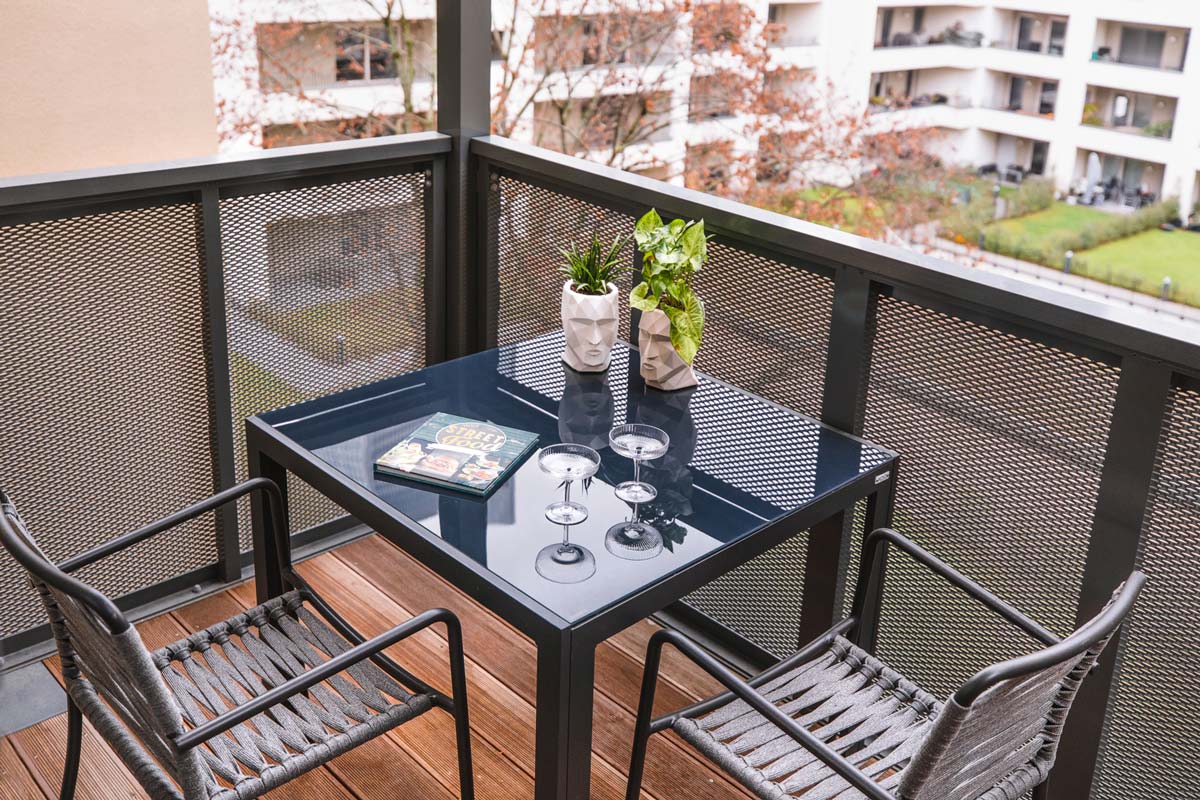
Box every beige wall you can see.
[0,0,217,178]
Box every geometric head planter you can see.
[637,308,697,391]
[561,280,620,373]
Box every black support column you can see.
[437,0,491,358]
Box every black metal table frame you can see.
[246,388,897,800]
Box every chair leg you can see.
[626,634,666,800]
[1033,780,1050,800]
[60,698,82,800]
[445,619,474,800]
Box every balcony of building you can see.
[868,67,972,114]
[988,9,1067,56]
[982,70,1057,118]
[1090,19,1190,73]
[1082,85,1178,141]
[1071,148,1167,209]
[1,8,1199,800]
[874,5,985,49]
[767,2,821,48]
[533,11,683,72]
[974,131,1051,183]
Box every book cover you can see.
[374,412,538,496]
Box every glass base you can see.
[535,543,597,583]
[545,500,589,524]
[605,521,664,561]
[615,481,657,504]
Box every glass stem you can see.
[633,458,641,486]
[561,523,570,549]
[564,479,572,506]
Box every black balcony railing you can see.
[2,7,1200,799]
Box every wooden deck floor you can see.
[0,534,756,800]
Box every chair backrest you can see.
[899,575,1144,800]
[0,489,210,799]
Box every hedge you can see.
[941,178,1054,242]
[949,198,1179,270]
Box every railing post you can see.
[437,0,491,358]
[1050,356,1172,798]
[424,160,447,364]
[198,185,241,583]
[820,269,876,434]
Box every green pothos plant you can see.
[629,209,709,364]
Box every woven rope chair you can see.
[627,528,1144,800]
[0,478,474,800]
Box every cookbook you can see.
[374,412,538,496]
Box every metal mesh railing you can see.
[858,296,1119,695]
[0,203,217,641]
[1094,385,1200,798]
[220,170,430,549]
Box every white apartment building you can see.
[211,0,1200,216]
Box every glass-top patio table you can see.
[246,332,898,800]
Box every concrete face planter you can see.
[637,308,697,391]
[561,281,619,372]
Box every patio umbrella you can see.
[1085,152,1102,204]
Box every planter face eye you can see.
[638,309,696,390]
[562,283,619,372]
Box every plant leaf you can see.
[682,221,707,271]
[635,209,663,246]
[630,281,659,312]
[663,289,704,364]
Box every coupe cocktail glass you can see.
[538,443,600,524]
[535,525,597,583]
[608,424,669,504]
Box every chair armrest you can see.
[59,478,286,574]
[642,629,897,800]
[850,528,1059,647]
[955,570,1145,705]
[172,607,461,751]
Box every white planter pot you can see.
[561,280,619,372]
[637,308,697,391]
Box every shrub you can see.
[970,198,1180,269]
[1007,179,1054,217]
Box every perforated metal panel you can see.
[488,174,840,656]
[0,203,217,640]
[1094,385,1200,799]
[692,243,833,420]
[859,296,1119,695]
[220,171,429,549]
[491,174,636,346]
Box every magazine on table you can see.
[374,412,538,496]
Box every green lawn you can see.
[986,203,1111,240]
[1077,229,1200,306]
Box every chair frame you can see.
[626,527,1145,800]
[0,477,474,800]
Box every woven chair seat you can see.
[673,636,944,800]
[150,591,433,800]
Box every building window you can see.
[1118,26,1166,68]
[1049,20,1067,55]
[1038,81,1057,115]
[336,26,397,82]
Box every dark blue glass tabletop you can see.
[260,332,895,623]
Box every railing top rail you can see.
[472,134,1200,375]
[0,132,451,210]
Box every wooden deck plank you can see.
[0,737,49,800]
[331,536,752,800]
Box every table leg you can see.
[248,436,289,603]
[799,511,847,646]
[535,629,596,800]
[857,475,896,653]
